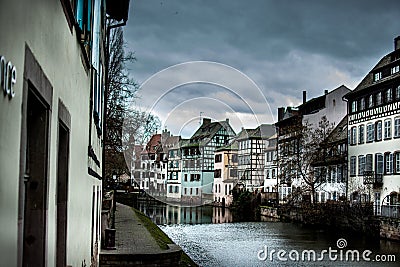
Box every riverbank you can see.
[259,202,400,242]
[133,207,198,266]
[100,202,197,266]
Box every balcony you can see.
[363,171,383,189]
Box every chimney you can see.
[203,118,211,125]
[324,89,329,95]
[395,36,400,51]
[278,107,284,121]
[302,90,307,104]
[226,118,229,124]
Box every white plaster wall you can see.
[348,114,400,204]
[0,0,102,266]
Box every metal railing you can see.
[381,205,400,218]
[363,171,383,185]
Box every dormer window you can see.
[391,65,399,74]
[374,72,382,82]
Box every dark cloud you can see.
[124,0,400,136]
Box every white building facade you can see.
[345,37,400,215]
[0,0,129,266]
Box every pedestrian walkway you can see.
[100,202,182,266]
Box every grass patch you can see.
[132,208,198,267]
[133,208,171,250]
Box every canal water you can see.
[136,201,400,267]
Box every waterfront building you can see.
[276,86,350,202]
[131,144,147,189]
[213,142,239,207]
[141,134,161,193]
[165,134,183,201]
[180,118,236,205]
[313,117,348,202]
[264,134,278,196]
[160,130,180,198]
[0,0,129,265]
[344,37,400,215]
[236,124,275,192]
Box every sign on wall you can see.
[1,55,17,99]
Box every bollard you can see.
[104,228,116,250]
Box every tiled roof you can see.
[345,48,400,98]
[321,116,348,145]
[236,124,275,140]
[183,119,235,147]
[146,134,161,154]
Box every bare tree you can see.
[279,116,335,203]
[104,25,160,182]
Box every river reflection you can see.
[136,200,232,224]
[136,201,400,267]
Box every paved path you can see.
[101,202,163,255]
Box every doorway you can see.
[23,88,50,266]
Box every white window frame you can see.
[384,119,392,139]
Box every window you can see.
[358,125,364,144]
[359,98,365,110]
[175,186,179,193]
[367,123,374,142]
[230,169,237,177]
[214,169,221,178]
[384,119,392,139]
[375,153,384,175]
[385,153,393,174]
[368,95,374,108]
[337,165,343,183]
[376,92,382,106]
[366,154,373,172]
[358,155,365,176]
[374,72,382,81]
[350,127,357,145]
[196,188,199,195]
[75,0,92,38]
[386,88,393,103]
[375,121,382,141]
[215,154,222,163]
[395,153,400,173]
[331,167,337,183]
[184,174,188,182]
[395,117,400,138]
[350,156,356,176]
[391,65,399,74]
[396,85,400,100]
[169,186,173,193]
[232,154,238,163]
[351,101,357,113]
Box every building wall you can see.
[0,1,103,266]
[348,114,400,208]
[213,150,237,206]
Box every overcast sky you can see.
[123,0,400,138]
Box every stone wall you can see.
[260,206,279,219]
[379,217,400,241]
[279,202,380,238]
[99,244,182,267]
